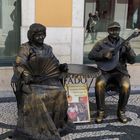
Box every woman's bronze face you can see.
[33,32,46,45]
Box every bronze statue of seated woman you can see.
[11,23,75,140]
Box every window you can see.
[127,0,140,29]
[0,0,21,66]
[127,0,140,62]
[84,0,140,64]
[84,0,115,64]
[96,0,115,31]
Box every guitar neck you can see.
[114,31,140,52]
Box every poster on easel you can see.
[65,84,90,123]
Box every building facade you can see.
[0,0,140,91]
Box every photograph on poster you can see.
[66,84,90,123]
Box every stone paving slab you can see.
[0,91,140,140]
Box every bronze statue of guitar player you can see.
[88,21,140,124]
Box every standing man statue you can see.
[88,22,136,124]
[11,23,74,140]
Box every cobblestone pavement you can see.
[0,91,140,140]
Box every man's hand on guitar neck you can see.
[122,29,140,52]
[124,41,131,52]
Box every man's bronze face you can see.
[108,27,120,39]
[33,32,46,45]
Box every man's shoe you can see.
[117,111,128,123]
[95,111,105,123]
